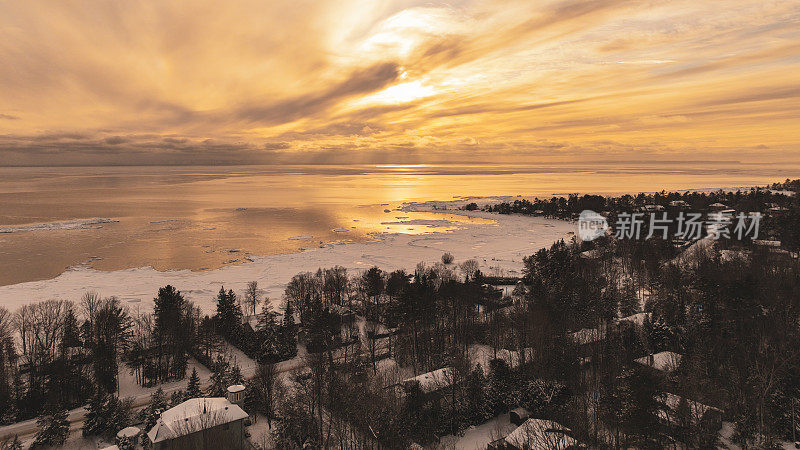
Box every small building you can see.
[226,384,246,405]
[634,351,682,373]
[146,397,249,450]
[503,418,579,449]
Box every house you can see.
[634,351,682,373]
[146,397,249,450]
[708,202,727,210]
[399,367,454,395]
[502,418,580,449]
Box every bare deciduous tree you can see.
[244,281,260,316]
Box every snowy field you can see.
[0,199,574,314]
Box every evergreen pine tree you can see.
[257,302,280,363]
[186,367,202,399]
[230,364,245,385]
[169,389,185,407]
[280,301,298,359]
[214,287,243,340]
[82,391,107,437]
[140,387,168,431]
[61,307,82,351]
[207,356,231,397]
[32,409,69,448]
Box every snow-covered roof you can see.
[401,367,454,393]
[634,351,682,372]
[753,239,781,247]
[227,384,245,394]
[570,326,606,346]
[617,312,651,326]
[147,398,248,443]
[504,418,578,449]
[580,249,601,259]
[116,426,140,439]
[659,393,721,425]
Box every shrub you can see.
[441,252,455,264]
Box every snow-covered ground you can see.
[438,413,517,449]
[0,200,574,314]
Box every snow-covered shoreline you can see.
[0,199,574,313]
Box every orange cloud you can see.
[0,0,798,165]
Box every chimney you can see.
[648,353,655,366]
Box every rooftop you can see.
[147,397,248,443]
[634,351,682,372]
[504,418,578,449]
[570,326,606,346]
[401,367,454,393]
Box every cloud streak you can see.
[0,0,798,165]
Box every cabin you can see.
[146,397,249,450]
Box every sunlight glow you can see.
[359,80,436,105]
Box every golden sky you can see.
[1,0,799,165]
